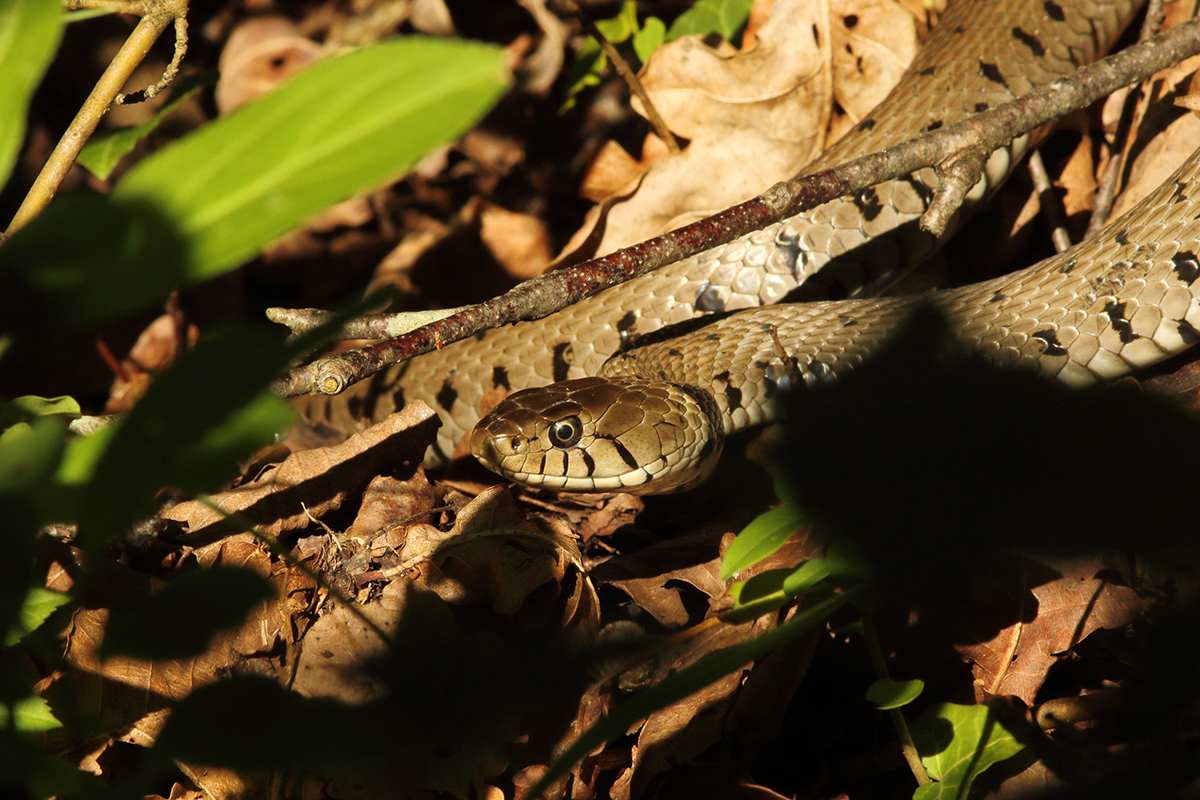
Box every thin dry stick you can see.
[1027,150,1073,253]
[274,15,1200,399]
[4,0,188,237]
[559,0,680,153]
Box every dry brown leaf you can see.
[585,0,829,255]
[161,402,438,541]
[578,0,916,259]
[214,17,322,115]
[826,0,922,143]
[957,555,1145,704]
[479,201,553,280]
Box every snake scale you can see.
[304,0,1200,493]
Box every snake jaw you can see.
[471,376,724,493]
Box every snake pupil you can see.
[549,417,582,448]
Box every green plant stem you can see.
[5,6,175,236]
[861,615,930,786]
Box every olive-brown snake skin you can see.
[303,0,1200,492]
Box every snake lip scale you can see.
[309,0,1200,493]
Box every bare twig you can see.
[558,0,680,153]
[267,306,462,339]
[275,16,1200,399]
[1027,150,1073,253]
[4,0,189,237]
[1085,0,1165,238]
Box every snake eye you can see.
[548,416,583,448]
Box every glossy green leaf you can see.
[528,589,857,798]
[725,558,831,623]
[0,695,61,733]
[720,503,807,579]
[0,395,80,429]
[102,566,277,660]
[666,0,753,42]
[77,72,214,180]
[865,678,924,710]
[5,587,69,646]
[113,37,508,280]
[0,0,62,187]
[911,702,1024,800]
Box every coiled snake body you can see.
[308,0,1200,493]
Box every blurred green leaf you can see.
[633,16,666,62]
[911,702,1024,800]
[0,0,62,186]
[0,395,80,429]
[0,416,66,492]
[78,72,214,180]
[563,1,640,111]
[865,678,924,710]
[113,37,508,281]
[74,323,296,548]
[666,0,753,42]
[5,587,68,646]
[101,566,277,660]
[0,695,61,733]
[720,503,806,579]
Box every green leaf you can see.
[633,16,666,63]
[528,589,857,798]
[0,695,61,733]
[666,0,754,42]
[724,558,831,623]
[5,587,69,646]
[0,416,67,492]
[74,324,297,547]
[563,0,639,112]
[113,36,508,281]
[77,72,214,180]
[0,0,62,186]
[595,0,640,42]
[865,678,924,710]
[101,566,277,660]
[0,395,80,428]
[720,503,806,579]
[911,702,1025,800]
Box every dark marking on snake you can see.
[989,290,1009,303]
[705,333,721,342]
[978,61,1007,88]
[974,102,989,113]
[668,347,682,357]
[580,449,596,476]
[532,452,545,475]
[857,118,877,132]
[812,23,820,45]
[436,380,458,412]
[472,330,487,342]
[389,387,405,413]
[953,25,965,33]
[1177,318,1200,341]
[492,366,510,391]
[857,187,883,222]
[1011,27,1045,57]
[608,437,640,471]
[552,342,572,383]
[900,174,934,204]
[1105,301,1138,343]
[840,315,858,327]
[1044,1,1065,21]
[616,311,639,348]
[843,13,859,28]
[1115,228,1129,246]
[1059,257,1077,274]
[1172,182,1188,204]
[695,284,727,313]
[1032,329,1067,357]
[723,381,743,410]
[1172,250,1200,284]
[918,66,935,76]
[921,120,943,134]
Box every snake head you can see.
[470,376,724,494]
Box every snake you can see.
[301,0,1200,493]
